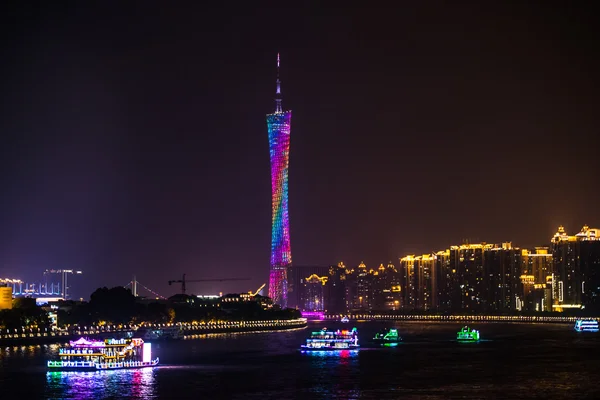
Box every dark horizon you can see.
[1,2,599,299]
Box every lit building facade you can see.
[0,285,12,310]
[484,243,522,312]
[551,225,600,311]
[322,261,401,313]
[376,262,402,311]
[325,263,348,314]
[416,255,436,310]
[434,250,455,310]
[300,274,328,311]
[400,255,436,310]
[521,247,552,284]
[450,244,487,312]
[287,265,329,310]
[267,54,292,308]
[400,256,416,310]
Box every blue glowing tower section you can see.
[267,53,291,308]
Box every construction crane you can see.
[249,283,266,297]
[168,274,250,295]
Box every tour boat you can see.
[456,326,480,342]
[340,316,350,323]
[300,327,359,351]
[47,337,159,370]
[574,319,599,332]
[372,328,402,346]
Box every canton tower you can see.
[266,53,291,308]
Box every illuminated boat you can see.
[340,316,350,323]
[47,337,159,370]
[574,319,599,332]
[373,328,402,346]
[456,326,480,342]
[300,327,359,351]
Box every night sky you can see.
[1,2,598,299]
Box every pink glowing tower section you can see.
[266,53,291,308]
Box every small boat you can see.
[300,327,359,351]
[373,328,402,346]
[574,319,599,332]
[456,326,480,342]
[47,337,159,370]
[340,316,350,323]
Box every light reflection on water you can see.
[1,322,599,399]
[46,368,156,399]
[301,349,361,399]
[300,349,359,357]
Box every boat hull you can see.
[300,346,359,352]
[372,339,402,344]
[575,328,599,332]
[574,320,599,332]
[47,358,159,371]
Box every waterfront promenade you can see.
[324,314,596,323]
[0,318,307,345]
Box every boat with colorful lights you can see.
[456,326,480,342]
[574,319,599,332]
[47,337,159,370]
[300,327,359,351]
[372,328,402,346]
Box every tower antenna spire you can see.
[275,53,282,113]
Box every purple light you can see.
[69,337,105,347]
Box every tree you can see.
[89,287,136,324]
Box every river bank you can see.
[324,314,597,324]
[0,318,307,346]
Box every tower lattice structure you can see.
[266,53,291,308]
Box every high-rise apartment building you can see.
[400,255,436,310]
[434,250,454,310]
[450,244,487,312]
[400,256,417,310]
[484,243,522,312]
[287,265,329,310]
[299,274,328,312]
[521,247,552,284]
[551,225,600,311]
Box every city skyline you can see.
[1,3,599,298]
[2,223,596,300]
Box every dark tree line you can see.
[57,287,301,327]
[58,287,175,327]
[0,298,50,330]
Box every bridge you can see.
[123,277,166,299]
[1,269,83,300]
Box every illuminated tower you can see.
[266,53,292,308]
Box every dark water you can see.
[1,322,599,399]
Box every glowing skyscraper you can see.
[267,53,291,308]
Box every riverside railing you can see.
[0,318,308,341]
[323,314,597,323]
